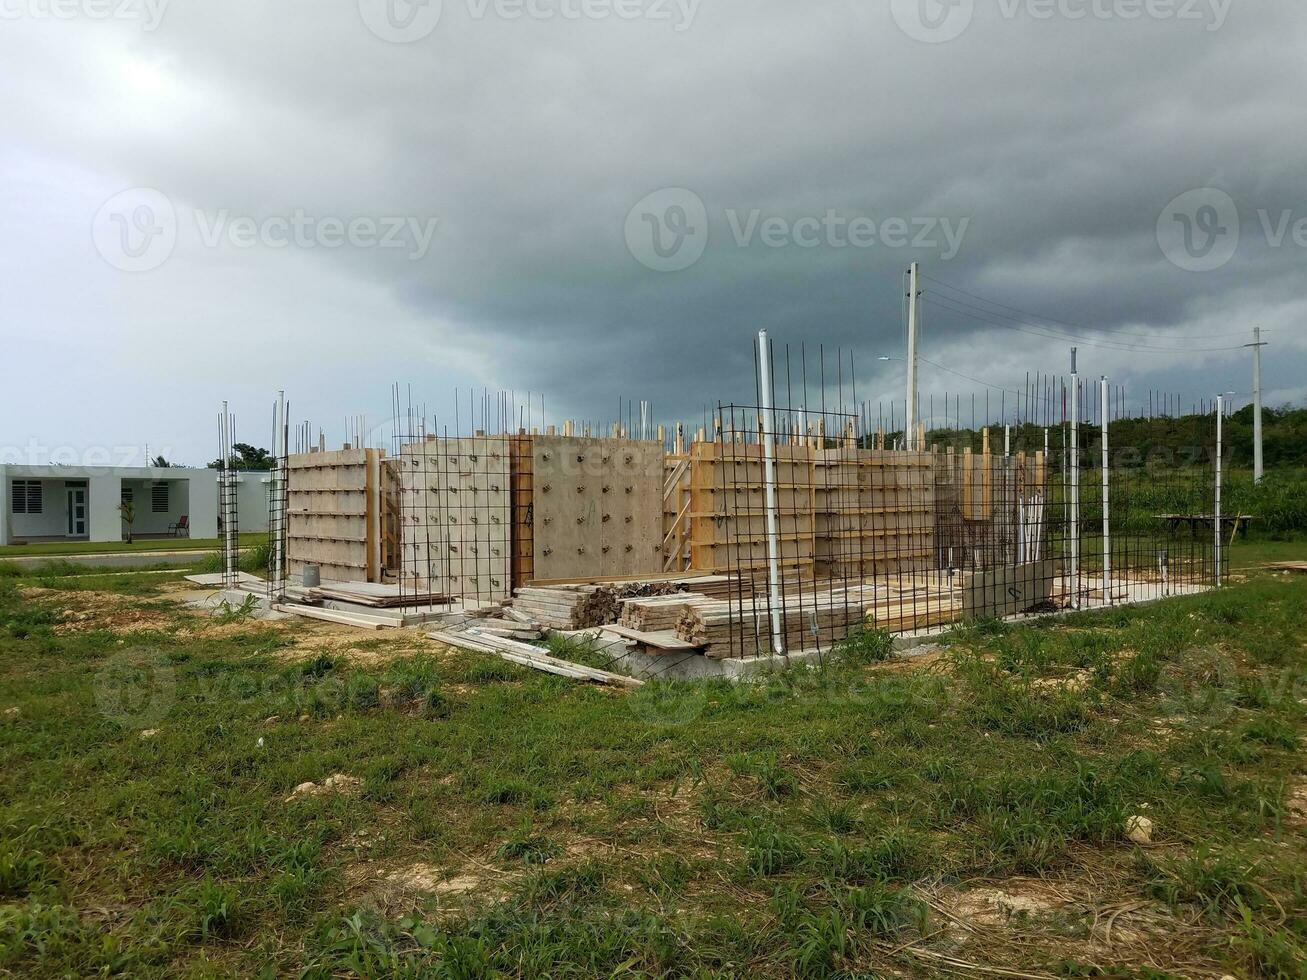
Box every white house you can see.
[0,465,271,546]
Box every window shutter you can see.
[152,482,169,513]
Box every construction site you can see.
[198,303,1230,685]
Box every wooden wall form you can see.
[398,436,512,603]
[814,449,937,579]
[689,442,817,577]
[286,448,385,583]
[528,436,665,582]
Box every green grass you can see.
[0,573,1304,977]
[0,533,266,558]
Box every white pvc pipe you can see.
[1101,377,1111,603]
[1215,395,1224,587]
[1069,376,1080,607]
[757,331,785,655]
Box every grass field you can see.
[1,568,1305,977]
[0,534,267,559]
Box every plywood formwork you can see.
[689,441,817,576]
[530,436,665,582]
[814,449,936,578]
[397,436,511,603]
[287,448,387,583]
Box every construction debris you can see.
[508,582,687,630]
[431,627,642,688]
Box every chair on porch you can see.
[168,515,189,538]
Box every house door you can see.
[66,487,87,537]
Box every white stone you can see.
[1125,815,1154,844]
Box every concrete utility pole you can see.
[1247,327,1267,483]
[905,261,921,450]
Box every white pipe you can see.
[274,390,285,590]
[1101,377,1111,603]
[757,330,785,655]
[1215,395,1224,587]
[905,262,920,450]
[1251,327,1265,484]
[1069,370,1080,607]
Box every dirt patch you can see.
[950,884,1063,927]
[51,592,176,635]
[348,861,510,914]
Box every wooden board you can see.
[287,448,385,584]
[530,436,665,581]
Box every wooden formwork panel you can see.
[689,442,816,575]
[530,436,665,582]
[398,436,511,602]
[286,448,384,583]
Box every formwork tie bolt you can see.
[602,514,611,523]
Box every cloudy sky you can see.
[1,0,1303,465]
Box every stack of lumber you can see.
[510,583,686,630]
[675,583,962,658]
[618,593,717,632]
[1269,561,1307,575]
[662,574,750,600]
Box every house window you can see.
[151,482,169,513]
[121,487,134,506]
[11,480,42,515]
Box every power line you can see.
[922,293,1247,354]
[922,273,1262,346]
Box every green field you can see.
[0,534,267,559]
[1,567,1305,977]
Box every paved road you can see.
[0,548,244,571]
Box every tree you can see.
[119,499,135,544]
[150,455,174,468]
[209,443,274,471]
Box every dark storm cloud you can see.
[1,0,1304,459]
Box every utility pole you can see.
[905,261,921,451]
[1246,327,1267,483]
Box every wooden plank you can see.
[271,602,391,629]
[602,624,703,651]
[432,629,644,688]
